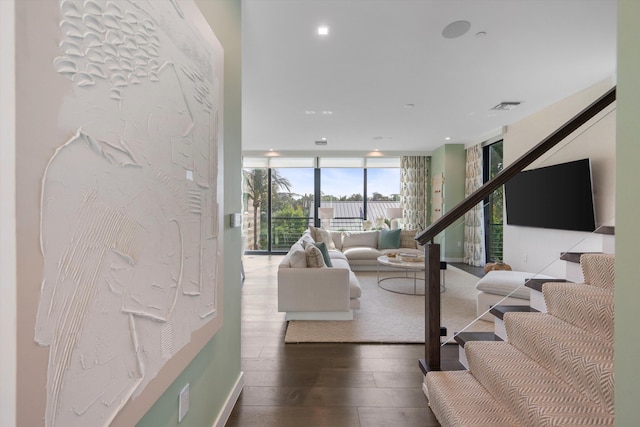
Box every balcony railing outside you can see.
[270,217,310,251]
[487,223,503,262]
[269,217,367,251]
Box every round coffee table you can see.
[377,255,425,295]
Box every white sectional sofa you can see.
[278,227,424,320]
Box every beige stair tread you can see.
[466,341,614,426]
[426,371,521,427]
[580,253,615,290]
[505,312,614,413]
[543,282,614,340]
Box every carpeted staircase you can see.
[425,253,615,426]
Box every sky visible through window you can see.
[277,168,400,198]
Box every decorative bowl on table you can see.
[386,252,401,262]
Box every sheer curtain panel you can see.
[463,144,485,266]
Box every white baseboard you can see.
[285,310,353,321]
[212,371,244,427]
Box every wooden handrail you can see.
[416,86,616,245]
[417,86,616,375]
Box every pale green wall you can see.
[429,144,466,261]
[137,1,242,426]
[615,0,640,424]
[430,146,445,250]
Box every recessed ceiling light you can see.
[475,31,487,38]
[304,110,316,115]
[269,148,274,151]
[322,110,333,115]
[321,137,327,141]
[445,137,451,141]
[318,26,329,36]
[403,103,415,109]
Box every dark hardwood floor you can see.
[227,255,452,427]
[449,262,485,278]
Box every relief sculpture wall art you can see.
[34,1,223,425]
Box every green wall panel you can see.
[429,144,465,261]
[615,0,640,423]
[137,1,242,425]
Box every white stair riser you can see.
[566,261,584,283]
[530,289,547,312]
[494,318,507,340]
[602,234,615,254]
[459,346,469,370]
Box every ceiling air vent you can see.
[491,101,521,111]
[315,140,328,146]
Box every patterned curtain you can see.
[400,156,430,231]
[463,144,485,266]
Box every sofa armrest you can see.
[278,267,351,312]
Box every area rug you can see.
[284,265,493,343]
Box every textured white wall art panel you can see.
[34,1,223,425]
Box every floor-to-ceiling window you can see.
[366,160,401,229]
[270,160,315,251]
[319,158,365,231]
[242,160,269,251]
[242,157,401,253]
[483,140,504,262]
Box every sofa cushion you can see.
[313,242,333,267]
[305,244,327,268]
[328,250,348,261]
[475,270,554,299]
[379,228,401,249]
[330,231,343,250]
[342,230,379,249]
[331,258,350,269]
[342,246,382,261]
[289,243,307,268]
[348,271,362,298]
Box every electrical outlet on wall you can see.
[178,383,190,423]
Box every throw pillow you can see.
[313,242,333,267]
[305,244,326,268]
[309,225,337,250]
[315,227,336,250]
[289,247,307,268]
[309,225,318,242]
[299,233,315,248]
[379,228,401,250]
[400,229,418,249]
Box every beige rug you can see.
[284,265,493,344]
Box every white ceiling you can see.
[241,0,617,155]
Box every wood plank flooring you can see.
[227,255,451,427]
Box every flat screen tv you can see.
[504,158,596,232]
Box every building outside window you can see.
[242,157,400,253]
